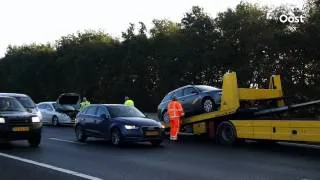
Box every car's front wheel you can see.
[52,116,59,127]
[111,128,123,146]
[75,125,87,142]
[28,133,41,147]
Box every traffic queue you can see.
[0,90,190,147]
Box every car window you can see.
[86,106,97,116]
[44,104,53,111]
[161,93,172,103]
[96,106,106,116]
[183,87,197,96]
[14,96,36,108]
[38,104,46,109]
[0,97,26,112]
[107,106,145,118]
[195,85,221,92]
[173,89,183,97]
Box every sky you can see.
[0,0,305,57]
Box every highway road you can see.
[0,126,320,180]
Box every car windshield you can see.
[52,103,63,110]
[0,97,26,112]
[14,96,36,108]
[107,106,145,118]
[195,85,221,92]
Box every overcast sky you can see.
[0,0,304,57]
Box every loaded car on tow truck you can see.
[0,96,42,147]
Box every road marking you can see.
[279,142,320,149]
[49,138,86,145]
[0,152,103,180]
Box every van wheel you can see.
[217,121,237,145]
[75,125,87,142]
[52,116,59,127]
[28,133,41,147]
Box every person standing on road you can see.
[167,96,184,141]
[80,97,91,111]
[124,96,135,107]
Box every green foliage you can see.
[0,2,319,111]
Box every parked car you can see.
[157,85,222,122]
[0,95,42,147]
[75,104,165,146]
[0,93,42,120]
[37,102,76,126]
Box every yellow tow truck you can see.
[162,72,320,145]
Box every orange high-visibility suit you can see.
[167,100,184,140]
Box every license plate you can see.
[145,131,159,136]
[12,127,30,132]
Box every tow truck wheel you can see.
[28,133,41,147]
[217,121,237,145]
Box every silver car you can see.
[37,102,75,126]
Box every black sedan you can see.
[0,96,42,147]
[74,104,165,146]
[157,85,222,122]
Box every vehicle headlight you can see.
[32,116,40,123]
[0,117,5,124]
[160,124,165,129]
[124,125,139,130]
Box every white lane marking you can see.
[0,152,103,180]
[279,142,320,149]
[49,138,86,145]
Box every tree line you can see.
[0,1,319,112]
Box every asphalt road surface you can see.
[0,126,320,180]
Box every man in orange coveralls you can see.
[167,96,184,141]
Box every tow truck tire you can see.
[28,133,41,147]
[217,121,237,145]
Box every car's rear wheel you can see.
[150,140,162,147]
[111,128,123,146]
[75,125,87,142]
[202,98,214,113]
[28,133,41,147]
[52,116,59,127]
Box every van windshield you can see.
[0,97,26,112]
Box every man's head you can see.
[171,95,177,101]
[124,96,129,101]
[83,97,87,101]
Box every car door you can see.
[181,87,200,112]
[94,106,112,138]
[83,106,98,136]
